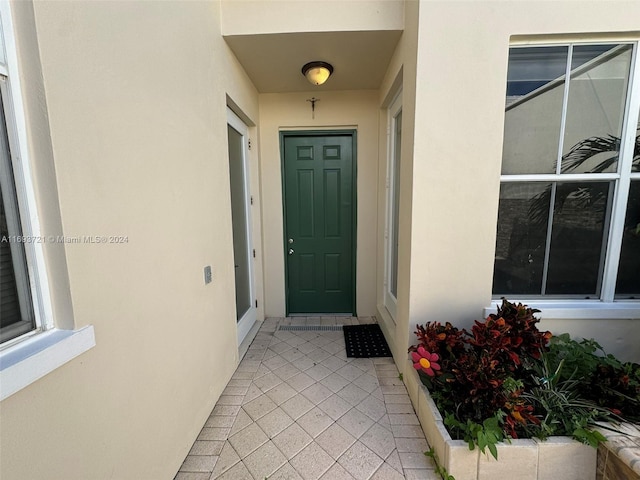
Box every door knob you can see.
[288,248,294,255]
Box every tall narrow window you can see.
[385,93,402,318]
[494,43,640,301]
[227,108,256,345]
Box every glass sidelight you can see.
[227,108,256,344]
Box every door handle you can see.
[288,248,294,255]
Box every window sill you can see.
[0,326,95,401]
[484,301,640,320]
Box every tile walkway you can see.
[175,316,439,480]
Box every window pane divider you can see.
[596,183,616,296]
[500,173,621,182]
[556,45,573,174]
[540,182,557,295]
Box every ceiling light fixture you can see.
[302,61,334,86]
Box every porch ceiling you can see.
[223,30,402,93]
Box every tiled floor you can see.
[175,316,439,480]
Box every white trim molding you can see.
[0,326,95,401]
[484,301,640,320]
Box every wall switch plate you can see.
[204,266,212,284]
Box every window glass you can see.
[633,106,640,173]
[506,46,568,98]
[390,111,401,298]
[228,125,251,322]
[616,181,640,298]
[0,92,35,343]
[545,181,611,295]
[0,183,33,336]
[494,182,550,295]
[562,45,632,174]
[503,47,567,175]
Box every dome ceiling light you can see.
[301,61,334,86]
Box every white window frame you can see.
[0,1,94,401]
[490,39,640,319]
[384,91,402,320]
[0,1,51,348]
[0,78,36,343]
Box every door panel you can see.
[283,133,355,314]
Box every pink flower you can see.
[411,346,441,377]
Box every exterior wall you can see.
[259,90,379,317]
[2,2,640,480]
[221,0,403,36]
[0,2,259,479]
[539,318,639,362]
[376,0,419,365]
[409,1,640,362]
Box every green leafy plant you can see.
[521,355,611,446]
[410,299,639,456]
[546,334,640,422]
[444,413,507,460]
[424,447,456,480]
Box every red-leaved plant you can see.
[410,299,552,439]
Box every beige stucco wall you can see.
[539,318,639,361]
[259,90,379,317]
[407,1,640,361]
[2,2,640,479]
[0,1,259,479]
[221,0,403,36]
[375,0,419,367]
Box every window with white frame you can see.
[385,92,402,318]
[0,3,95,401]
[493,42,640,301]
[0,5,43,348]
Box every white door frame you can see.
[227,107,257,345]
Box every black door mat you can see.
[343,324,392,358]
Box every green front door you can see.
[283,132,356,314]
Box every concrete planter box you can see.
[404,359,596,480]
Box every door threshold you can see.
[288,313,354,317]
